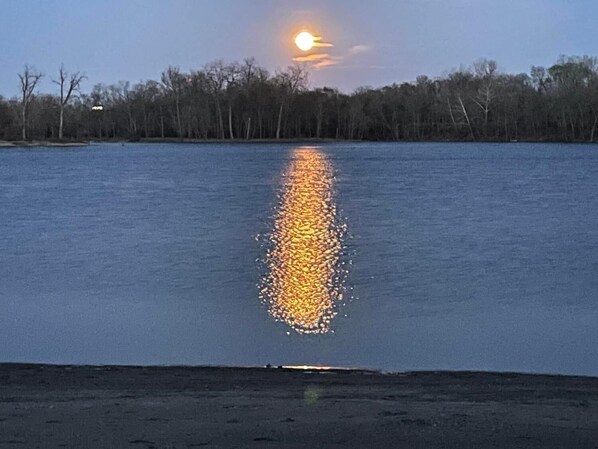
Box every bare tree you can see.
[205,61,230,139]
[18,65,43,141]
[446,69,477,140]
[161,66,187,138]
[223,62,241,140]
[473,59,498,138]
[457,95,475,141]
[3,55,598,142]
[275,64,308,139]
[53,65,85,140]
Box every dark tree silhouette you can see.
[53,65,85,140]
[3,55,598,143]
[18,65,42,141]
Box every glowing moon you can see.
[295,31,315,52]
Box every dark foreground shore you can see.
[1,364,596,448]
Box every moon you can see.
[295,31,315,52]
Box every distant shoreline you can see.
[1,362,596,378]
[0,140,89,148]
[1,363,596,448]
[2,138,598,148]
[120,137,598,145]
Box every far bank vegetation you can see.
[1,55,598,143]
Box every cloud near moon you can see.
[292,31,370,70]
[293,53,343,69]
[292,30,338,68]
[293,53,331,62]
[313,41,333,48]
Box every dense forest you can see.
[2,55,598,142]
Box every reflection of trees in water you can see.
[259,147,347,334]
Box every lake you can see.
[1,142,597,376]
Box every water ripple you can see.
[259,147,348,334]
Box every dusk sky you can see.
[1,0,597,96]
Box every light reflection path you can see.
[260,147,347,334]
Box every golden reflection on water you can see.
[260,147,347,334]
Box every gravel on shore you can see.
[0,363,596,448]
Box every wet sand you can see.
[0,364,596,448]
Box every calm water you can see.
[1,142,598,376]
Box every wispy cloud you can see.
[293,53,342,69]
[348,44,371,55]
[313,56,343,69]
[313,39,334,48]
[293,53,331,63]
[291,29,370,71]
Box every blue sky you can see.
[0,0,597,96]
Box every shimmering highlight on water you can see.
[260,147,347,334]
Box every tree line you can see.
[2,55,598,142]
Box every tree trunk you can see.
[316,103,323,139]
[258,110,263,139]
[458,95,475,141]
[590,115,597,143]
[58,106,65,140]
[276,102,284,140]
[143,109,149,138]
[336,104,341,139]
[21,106,27,141]
[175,98,182,138]
[216,102,224,139]
[228,103,234,139]
[127,108,137,137]
[246,116,251,140]
[447,98,458,134]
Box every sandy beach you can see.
[0,364,596,448]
